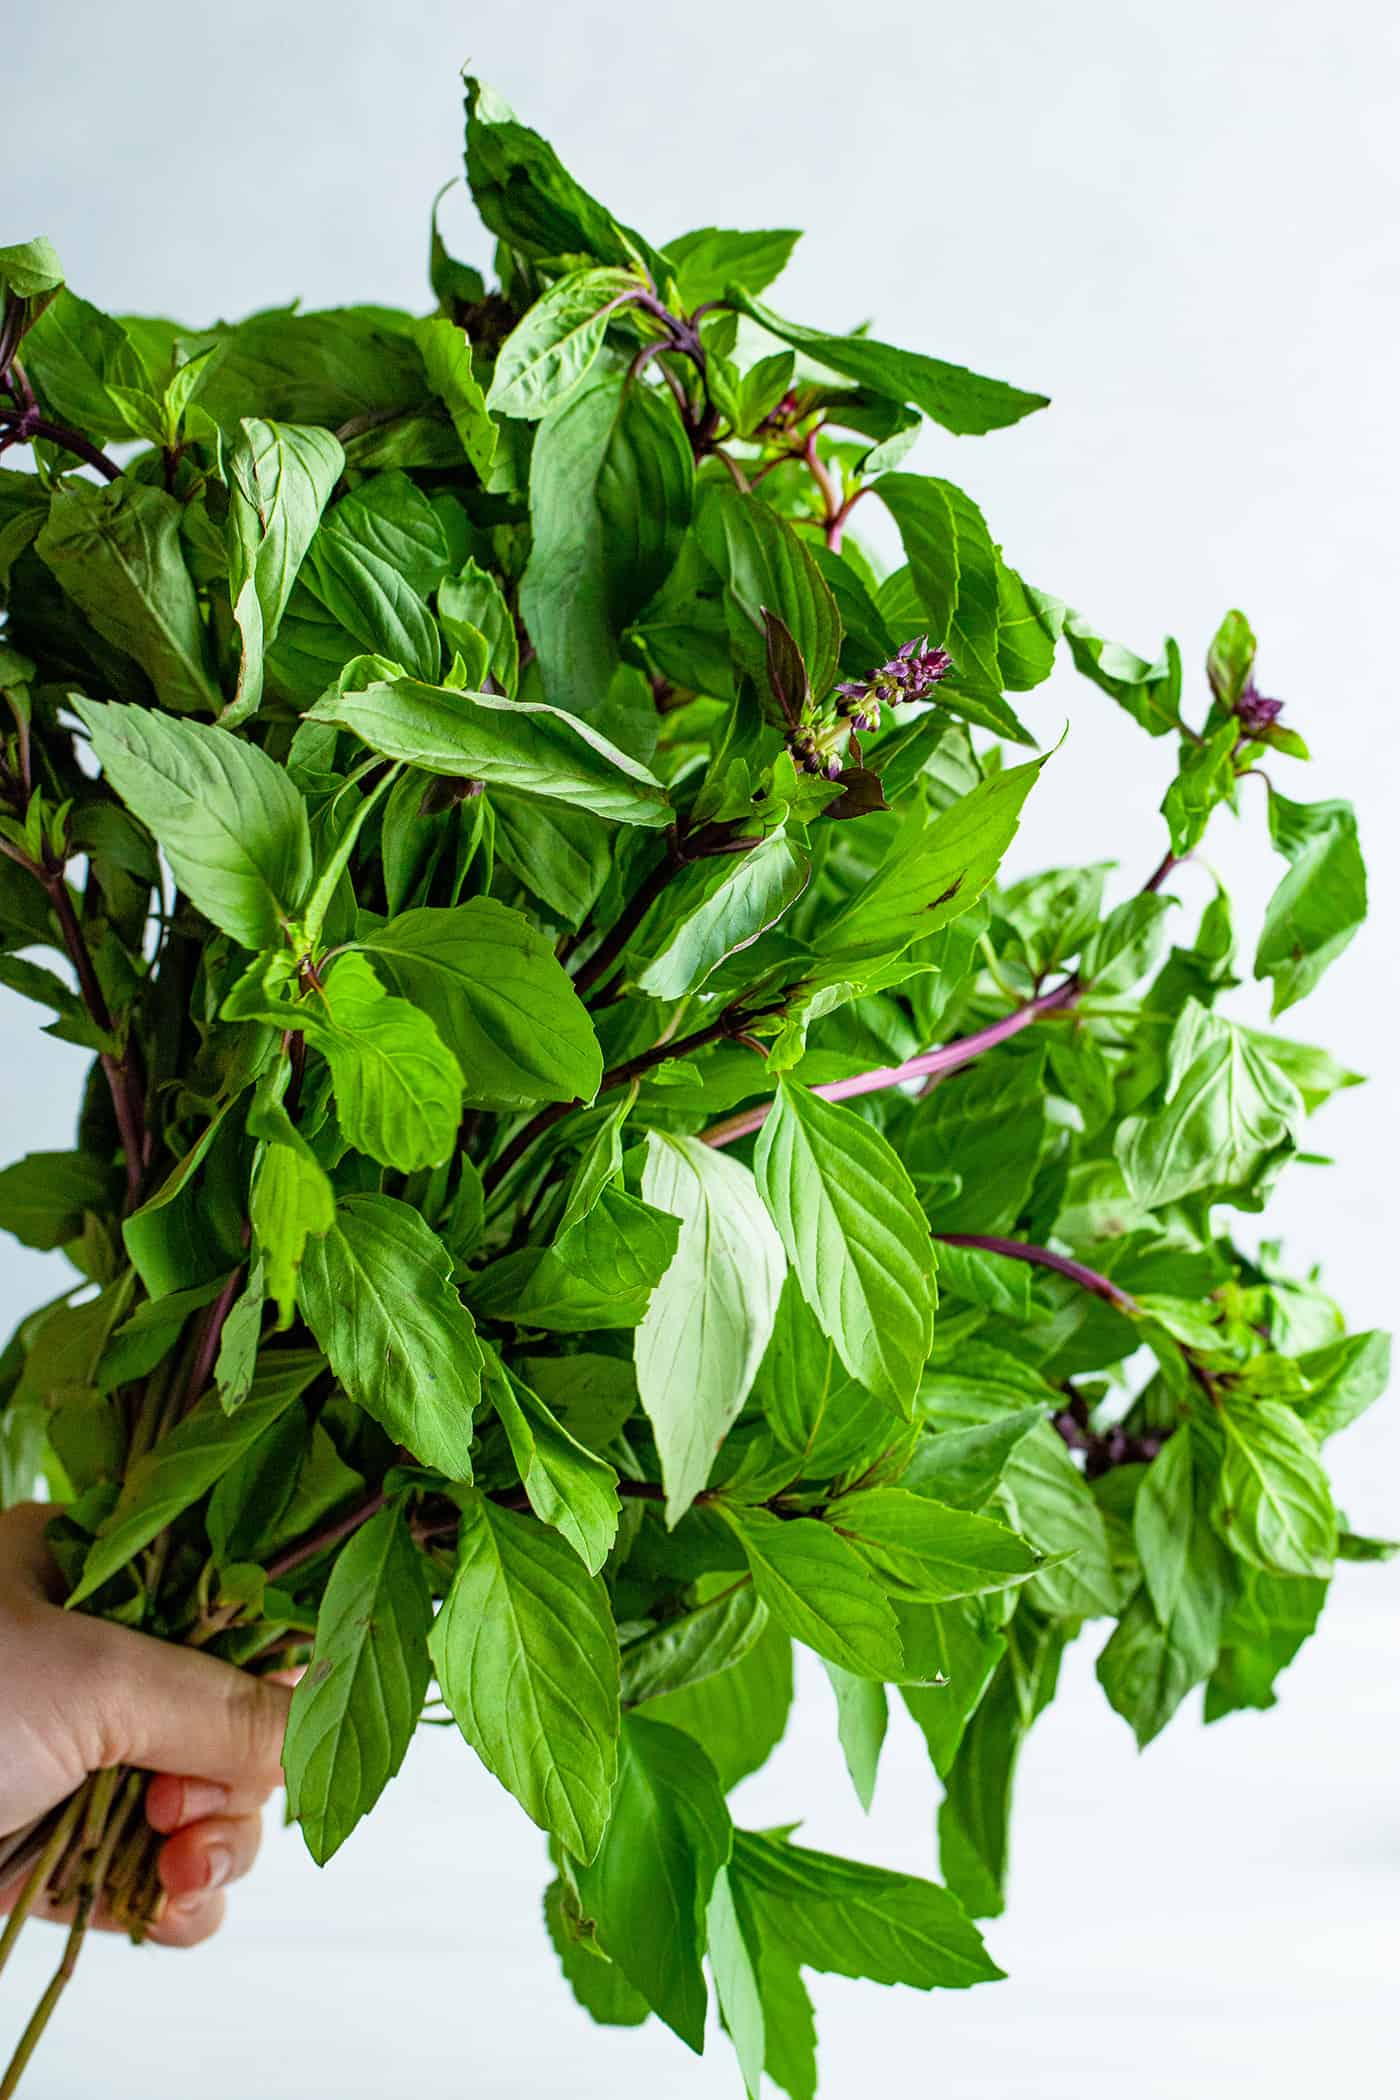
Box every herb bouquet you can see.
[0,73,1389,2098]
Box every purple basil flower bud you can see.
[826,756,843,779]
[836,637,952,717]
[1234,677,1284,736]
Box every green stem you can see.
[0,1793,85,1983]
[0,1774,141,2099]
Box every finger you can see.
[145,1773,276,1834]
[145,1888,227,1949]
[155,1813,262,1900]
[18,1877,227,1945]
[63,1614,292,1793]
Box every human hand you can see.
[0,1502,291,1947]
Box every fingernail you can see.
[179,1781,230,1824]
[203,1844,233,1891]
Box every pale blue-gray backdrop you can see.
[4,1,1398,2093]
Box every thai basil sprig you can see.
[0,73,1386,2099]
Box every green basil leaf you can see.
[37,481,222,714]
[1207,609,1257,706]
[225,417,344,723]
[22,288,147,441]
[282,1503,432,1863]
[928,1240,1033,1323]
[486,1359,619,1574]
[706,1862,767,2098]
[921,1372,1120,1618]
[662,226,801,306]
[542,1878,650,2027]
[471,1183,679,1333]
[1218,1400,1337,1578]
[430,1491,621,1859]
[876,475,1008,707]
[830,1487,1042,1603]
[635,1135,786,1523]
[732,1827,1001,1988]
[357,897,601,1109]
[0,1150,114,1251]
[937,1617,1065,1918]
[573,1713,732,2050]
[308,668,670,826]
[410,315,497,478]
[755,1078,935,1417]
[816,758,1044,964]
[1116,1000,1302,1210]
[720,1506,904,1680]
[1255,788,1367,1016]
[487,266,639,419]
[901,1408,1044,1513]
[622,1582,768,1706]
[304,473,446,681]
[1132,1428,1195,1625]
[73,700,312,949]
[821,1662,888,1811]
[520,371,694,727]
[463,76,665,278]
[906,1052,1049,1235]
[1080,892,1176,992]
[1161,719,1238,856]
[634,832,810,1000]
[693,480,841,701]
[0,236,64,301]
[437,557,519,697]
[995,564,1062,691]
[1205,1569,1328,1719]
[1294,1330,1391,1441]
[1094,1585,1203,1748]
[730,291,1048,437]
[490,789,612,925]
[300,952,464,1171]
[1063,613,1182,736]
[644,1613,794,1790]
[249,1117,336,1330]
[297,1193,481,1477]
[66,1377,300,1606]
[753,1275,902,1478]
[900,1602,1007,1773]
[120,1099,244,1302]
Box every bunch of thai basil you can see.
[0,72,1388,2099]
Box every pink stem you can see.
[933,1232,1141,1315]
[701,975,1079,1149]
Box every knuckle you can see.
[220,1674,289,1789]
[62,1621,136,1772]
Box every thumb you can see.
[69,1613,292,1791]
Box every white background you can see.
[4,2,1398,2093]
